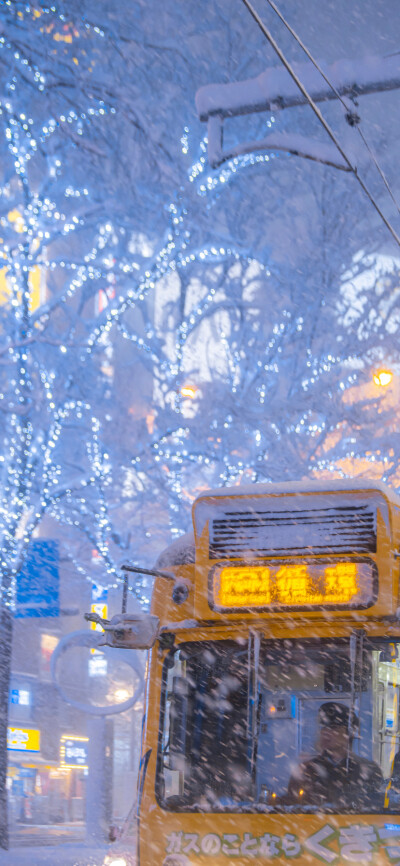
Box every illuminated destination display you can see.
[212,560,376,610]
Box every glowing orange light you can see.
[270,706,276,713]
[180,385,198,399]
[373,369,393,387]
[323,562,359,603]
[272,792,277,799]
[299,789,304,797]
[276,564,310,605]
[215,566,272,607]
[214,561,367,609]
[7,208,25,233]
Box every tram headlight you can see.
[103,840,137,866]
[103,856,130,866]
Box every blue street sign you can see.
[9,688,30,706]
[16,540,59,618]
[92,582,108,604]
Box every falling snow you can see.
[0,0,400,863]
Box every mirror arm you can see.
[121,564,175,582]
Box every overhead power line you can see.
[263,0,400,218]
[240,0,400,249]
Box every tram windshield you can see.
[157,637,400,813]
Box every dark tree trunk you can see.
[0,606,12,850]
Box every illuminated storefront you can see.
[7,728,88,825]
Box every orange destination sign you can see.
[212,560,376,611]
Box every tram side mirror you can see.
[169,676,189,770]
[91,613,160,649]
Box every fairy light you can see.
[0,4,145,611]
[0,1,398,620]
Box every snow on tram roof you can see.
[156,480,400,568]
[156,531,195,568]
[193,478,400,505]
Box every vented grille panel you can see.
[209,505,376,559]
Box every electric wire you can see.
[355,127,400,217]
[263,0,400,217]
[240,0,400,248]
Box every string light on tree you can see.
[0,0,399,626]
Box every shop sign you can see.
[89,582,108,674]
[60,735,89,768]
[90,583,108,638]
[88,653,108,677]
[7,727,40,751]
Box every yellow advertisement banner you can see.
[7,727,40,752]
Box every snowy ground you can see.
[0,843,108,866]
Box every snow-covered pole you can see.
[196,54,400,123]
[51,630,145,842]
[86,717,110,844]
[197,13,400,250]
[196,53,400,168]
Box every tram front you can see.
[109,480,400,866]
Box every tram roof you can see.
[193,477,400,506]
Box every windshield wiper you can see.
[347,629,365,770]
[248,630,261,787]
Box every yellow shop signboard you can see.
[7,727,40,752]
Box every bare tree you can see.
[0,0,400,848]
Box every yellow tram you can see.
[106,479,400,866]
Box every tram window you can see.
[158,640,251,808]
[157,637,400,813]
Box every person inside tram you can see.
[389,748,400,794]
[287,701,383,809]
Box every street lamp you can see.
[373,370,393,387]
[180,384,198,399]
